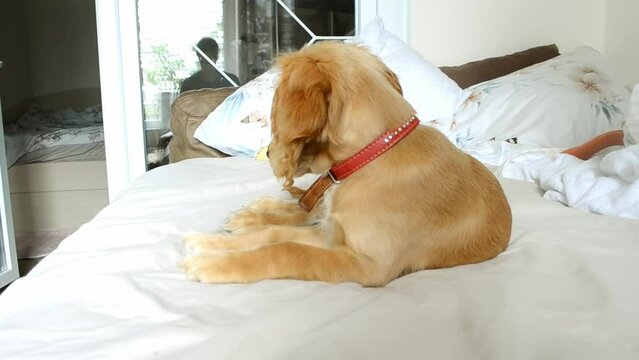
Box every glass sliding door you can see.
[137,0,227,169]
[136,0,355,169]
[97,0,406,198]
[0,93,19,289]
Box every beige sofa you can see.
[168,87,237,163]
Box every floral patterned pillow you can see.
[623,84,639,146]
[194,70,277,157]
[428,46,629,149]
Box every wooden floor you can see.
[17,258,42,276]
[0,258,43,295]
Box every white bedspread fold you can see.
[501,145,639,219]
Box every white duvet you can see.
[1,158,638,360]
[500,145,639,219]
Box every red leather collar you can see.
[298,116,420,211]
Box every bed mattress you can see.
[15,142,105,164]
[0,158,637,360]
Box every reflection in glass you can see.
[275,3,313,54]
[181,37,240,93]
[136,0,354,169]
[137,0,228,169]
[280,0,355,37]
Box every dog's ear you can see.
[383,67,403,95]
[270,56,332,189]
[272,57,330,143]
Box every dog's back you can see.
[329,121,511,283]
[274,42,513,284]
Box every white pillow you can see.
[428,47,629,149]
[623,84,639,146]
[194,70,277,157]
[194,17,466,157]
[345,18,467,122]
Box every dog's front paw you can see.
[245,197,284,211]
[180,255,236,283]
[183,232,228,254]
[181,255,216,282]
[223,209,267,234]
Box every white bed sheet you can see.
[5,126,104,167]
[1,158,638,360]
[16,142,106,164]
[459,140,561,169]
[4,132,36,168]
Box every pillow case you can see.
[193,70,277,157]
[623,84,639,146]
[194,17,467,157]
[344,18,467,122]
[429,47,629,149]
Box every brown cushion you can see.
[169,87,238,163]
[439,44,560,89]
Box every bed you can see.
[1,157,638,359]
[5,105,108,258]
[1,30,639,360]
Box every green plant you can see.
[143,44,185,90]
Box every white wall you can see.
[604,0,639,86]
[409,0,607,66]
[26,0,100,97]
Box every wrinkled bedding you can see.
[499,144,639,219]
[0,158,638,360]
[4,105,103,166]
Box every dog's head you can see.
[268,41,404,190]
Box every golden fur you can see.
[182,42,512,286]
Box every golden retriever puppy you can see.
[182,42,512,287]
